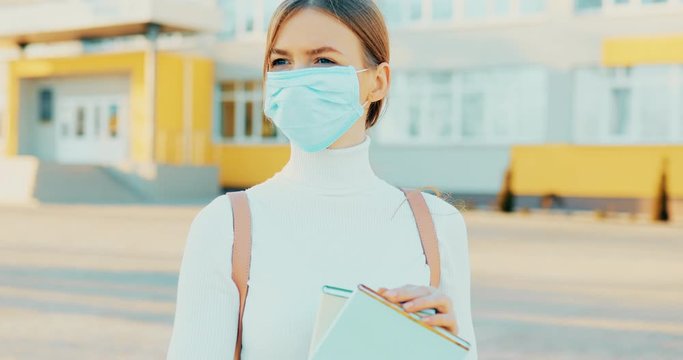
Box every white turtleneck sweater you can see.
[166,134,478,359]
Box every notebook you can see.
[307,284,470,360]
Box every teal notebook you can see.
[308,284,470,360]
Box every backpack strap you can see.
[227,190,251,360]
[399,187,441,288]
[228,187,441,359]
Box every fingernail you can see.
[403,301,413,309]
[385,290,396,297]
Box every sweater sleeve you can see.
[421,192,479,359]
[166,195,239,359]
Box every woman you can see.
[166,0,478,359]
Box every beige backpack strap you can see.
[227,190,252,360]
[400,187,441,288]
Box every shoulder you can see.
[417,191,469,257]
[419,191,467,233]
[181,194,234,265]
[418,192,472,292]
[188,193,233,232]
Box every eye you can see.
[271,58,289,67]
[315,57,336,65]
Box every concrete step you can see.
[0,157,221,205]
[33,161,145,204]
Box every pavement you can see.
[0,204,681,359]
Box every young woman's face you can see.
[268,8,389,144]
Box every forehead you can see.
[273,8,362,56]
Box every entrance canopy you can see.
[0,0,221,46]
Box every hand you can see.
[377,284,458,336]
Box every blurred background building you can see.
[0,0,681,218]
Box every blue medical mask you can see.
[264,65,369,152]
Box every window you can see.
[636,66,672,142]
[38,88,53,123]
[217,0,285,38]
[461,93,484,138]
[465,0,487,18]
[488,71,514,138]
[76,107,85,137]
[575,0,602,11]
[407,73,424,138]
[244,81,256,137]
[378,0,469,26]
[108,104,118,138]
[94,106,101,138]
[430,72,454,139]
[243,0,255,32]
[432,0,454,21]
[263,0,281,31]
[376,0,404,26]
[376,67,547,145]
[219,80,280,142]
[409,0,423,21]
[492,0,512,15]
[408,106,420,136]
[610,88,631,136]
[520,0,546,14]
[680,66,683,140]
[217,0,236,39]
[574,65,681,144]
[377,0,550,28]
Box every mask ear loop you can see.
[356,67,371,108]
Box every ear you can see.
[368,62,390,103]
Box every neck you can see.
[274,133,381,194]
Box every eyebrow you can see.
[270,46,343,56]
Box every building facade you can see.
[1,0,682,215]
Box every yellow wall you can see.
[214,144,290,188]
[149,52,216,166]
[603,34,683,67]
[140,52,216,166]
[511,145,683,199]
[155,53,184,164]
[190,57,216,165]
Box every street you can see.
[0,204,681,359]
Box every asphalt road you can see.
[0,204,681,359]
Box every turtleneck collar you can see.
[273,133,382,194]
